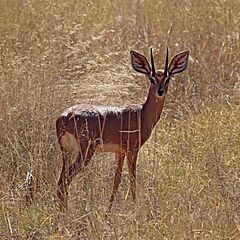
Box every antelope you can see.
[56,47,189,211]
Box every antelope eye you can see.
[150,77,156,85]
[165,77,170,85]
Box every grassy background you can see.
[0,0,239,239]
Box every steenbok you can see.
[56,47,189,210]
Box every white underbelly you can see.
[60,132,124,155]
[95,143,124,154]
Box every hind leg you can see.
[57,149,71,211]
[57,132,96,210]
[67,145,95,186]
[57,144,95,210]
[57,131,80,210]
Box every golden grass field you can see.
[0,0,239,239]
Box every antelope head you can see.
[130,48,189,98]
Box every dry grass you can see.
[0,0,239,239]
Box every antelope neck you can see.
[141,88,165,130]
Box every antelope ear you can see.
[130,50,151,75]
[168,50,189,75]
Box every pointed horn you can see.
[150,48,156,77]
[164,47,169,77]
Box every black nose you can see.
[158,88,165,96]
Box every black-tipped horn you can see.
[150,48,156,77]
[164,47,169,77]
